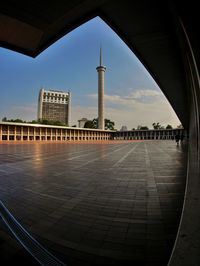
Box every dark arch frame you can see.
[0,1,199,265]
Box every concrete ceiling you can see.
[1,0,198,128]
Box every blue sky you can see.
[0,16,180,130]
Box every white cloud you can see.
[88,89,163,106]
[85,89,180,129]
[104,101,180,130]
[127,89,162,99]
[71,99,180,130]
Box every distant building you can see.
[120,126,128,131]
[38,88,71,125]
[78,118,88,128]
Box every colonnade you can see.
[114,129,187,140]
[0,123,112,141]
[0,122,187,142]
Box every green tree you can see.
[105,119,115,130]
[37,119,68,126]
[13,118,24,123]
[39,119,49,125]
[53,120,68,126]
[84,118,115,130]
[2,117,25,123]
[30,120,38,124]
[137,125,149,130]
[166,124,173,129]
[84,120,96,128]
[92,118,98,128]
[152,122,162,129]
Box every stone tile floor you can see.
[0,140,187,265]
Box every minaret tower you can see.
[96,47,106,130]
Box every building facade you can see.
[0,122,112,142]
[114,128,187,140]
[38,89,71,125]
[120,126,128,131]
[0,122,187,142]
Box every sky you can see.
[0,16,180,130]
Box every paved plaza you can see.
[0,140,187,265]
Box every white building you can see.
[120,126,128,131]
[78,118,88,128]
[38,88,71,125]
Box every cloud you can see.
[84,89,180,129]
[71,99,180,130]
[127,89,162,99]
[103,102,180,130]
[88,89,163,107]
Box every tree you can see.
[84,120,96,128]
[2,117,25,123]
[30,120,38,124]
[12,118,24,123]
[137,125,149,130]
[92,118,98,128]
[152,122,162,129]
[166,124,173,129]
[38,119,49,125]
[84,118,115,130]
[105,119,115,130]
[37,119,68,126]
[53,120,68,126]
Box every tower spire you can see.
[100,46,102,66]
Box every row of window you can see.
[43,92,68,97]
[43,97,68,101]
